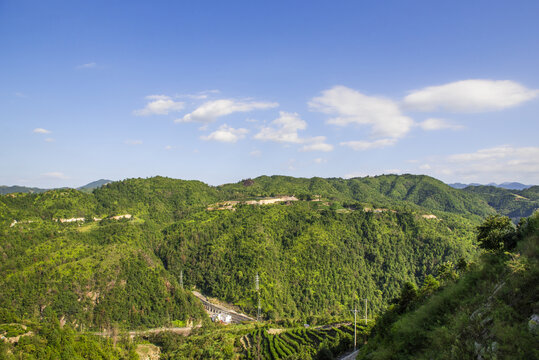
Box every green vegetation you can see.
[220,175,496,219]
[0,310,138,360]
[240,324,366,360]
[357,212,539,360]
[145,323,369,360]
[158,202,477,320]
[463,185,539,221]
[1,174,536,358]
[0,186,49,195]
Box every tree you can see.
[476,215,516,252]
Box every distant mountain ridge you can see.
[0,179,113,194]
[449,181,533,190]
[0,185,49,195]
[77,179,112,192]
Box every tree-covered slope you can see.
[92,176,221,222]
[0,185,49,195]
[2,173,535,358]
[463,185,539,221]
[0,174,489,333]
[0,219,206,331]
[157,202,478,321]
[219,174,496,218]
[357,212,539,360]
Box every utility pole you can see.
[364,298,368,325]
[180,270,184,290]
[255,273,260,322]
[350,304,359,351]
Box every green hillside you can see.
[220,174,496,218]
[0,185,49,195]
[463,185,539,221]
[357,212,539,360]
[158,202,477,320]
[0,174,535,358]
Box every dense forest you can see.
[357,212,539,360]
[1,175,537,358]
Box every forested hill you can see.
[0,185,49,195]
[219,174,496,218]
[462,185,539,221]
[357,212,539,360]
[0,174,535,358]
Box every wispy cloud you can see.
[177,99,278,123]
[15,92,27,98]
[176,90,220,100]
[403,79,539,112]
[340,138,397,151]
[41,172,68,179]
[310,85,414,139]
[200,124,249,143]
[33,128,51,134]
[419,118,463,131]
[134,95,185,116]
[45,138,55,142]
[76,62,97,69]
[310,80,537,153]
[254,111,333,152]
[300,139,334,152]
[255,111,306,144]
[124,139,143,145]
[420,145,539,183]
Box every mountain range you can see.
[1,174,537,359]
[449,181,533,190]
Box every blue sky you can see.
[1,0,539,187]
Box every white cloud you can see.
[300,141,334,152]
[255,111,306,143]
[287,158,297,171]
[314,158,327,164]
[33,128,51,134]
[340,138,397,151]
[134,95,185,116]
[41,172,68,179]
[45,138,55,142]
[176,99,278,123]
[124,140,143,145]
[165,145,173,150]
[254,112,333,152]
[419,118,463,131]
[403,79,539,112]
[309,85,414,139]
[250,150,262,157]
[423,145,539,183]
[176,90,220,100]
[76,62,97,69]
[200,124,248,143]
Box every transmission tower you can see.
[255,273,260,322]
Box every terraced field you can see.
[241,324,371,359]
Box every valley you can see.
[0,175,537,359]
